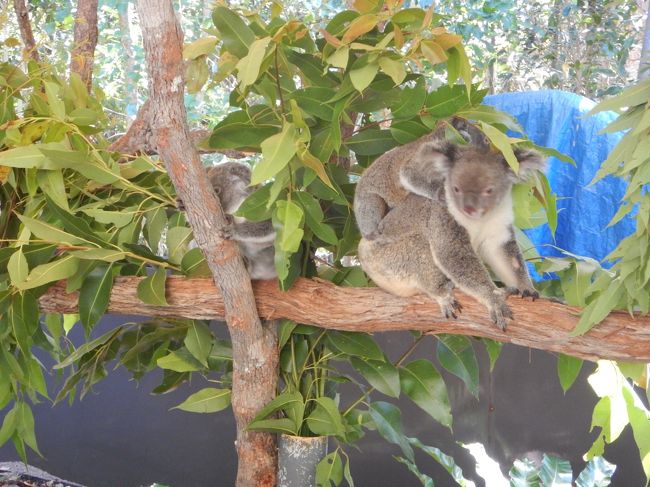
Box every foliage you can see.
[509,453,615,487]
[430,0,645,98]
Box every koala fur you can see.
[206,162,276,280]
[357,141,545,330]
[353,118,488,239]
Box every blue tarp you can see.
[484,90,635,264]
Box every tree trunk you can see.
[134,2,278,486]
[12,0,39,61]
[39,276,650,363]
[70,0,99,90]
[640,4,650,80]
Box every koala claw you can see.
[520,288,539,301]
[489,300,513,331]
[438,296,462,320]
[218,224,234,240]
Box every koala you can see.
[353,118,487,239]
[357,141,545,330]
[206,162,277,280]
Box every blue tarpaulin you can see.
[484,90,635,263]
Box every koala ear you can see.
[449,117,489,149]
[512,148,546,182]
[226,161,252,183]
[418,141,457,175]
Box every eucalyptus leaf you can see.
[172,388,231,413]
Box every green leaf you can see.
[378,56,406,85]
[54,327,121,369]
[391,76,426,119]
[557,354,583,393]
[509,457,541,486]
[436,335,479,398]
[399,359,452,428]
[479,121,519,172]
[0,404,17,447]
[351,357,400,398]
[389,120,430,145]
[37,169,69,211]
[70,248,126,263]
[306,397,346,438]
[7,247,28,285]
[251,123,297,185]
[184,321,213,366]
[212,6,256,58]
[137,267,168,306]
[247,418,298,435]
[368,402,414,461]
[17,214,90,246]
[327,331,383,361]
[350,62,379,92]
[272,200,304,253]
[79,264,114,333]
[539,454,573,486]
[482,339,503,372]
[44,81,65,119]
[83,209,133,228]
[181,248,211,277]
[172,388,231,413]
[293,191,338,245]
[183,36,219,60]
[346,128,397,156]
[409,438,472,486]
[166,226,193,265]
[316,451,344,487]
[251,391,304,433]
[14,401,41,455]
[589,79,650,114]
[15,255,79,291]
[9,292,39,353]
[236,37,271,87]
[157,348,204,372]
[575,457,616,487]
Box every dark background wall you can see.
[0,315,645,486]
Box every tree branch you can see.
[135,2,277,486]
[70,0,99,90]
[107,100,246,158]
[40,276,650,363]
[12,0,39,62]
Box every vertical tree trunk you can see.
[640,4,650,80]
[12,0,39,61]
[135,2,278,486]
[70,0,99,90]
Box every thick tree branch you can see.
[70,0,99,90]
[12,0,39,62]
[135,2,277,486]
[40,276,650,363]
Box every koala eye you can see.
[484,187,494,195]
[453,186,460,194]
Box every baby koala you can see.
[206,162,276,280]
[357,140,545,330]
[354,118,487,239]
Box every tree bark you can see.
[70,0,99,90]
[135,2,277,486]
[40,276,650,363]
[12,0,39,61]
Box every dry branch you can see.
[40,276,650,363]
[70,0,99,90]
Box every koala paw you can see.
[438,295,463,319]
[218,223,234,240]
[520,288,539,301]
[489,292,513,331]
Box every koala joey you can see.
[206,162,276,280]
[357,140,545,330]
[354,118,487,239]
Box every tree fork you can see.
[135,2,278,486]
[41,276,650,363]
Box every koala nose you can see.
[464,205,476,216]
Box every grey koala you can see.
[353,118,487,239]
[206,162,276,280]
[357,140,545,330]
